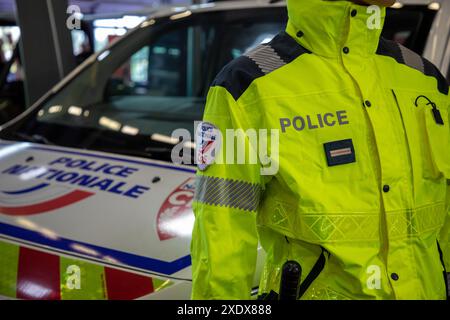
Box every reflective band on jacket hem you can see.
[263,201,446,242]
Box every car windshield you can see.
[0,5,437,163]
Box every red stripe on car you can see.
[104,267,154,300]
[0,190,94,216]
[17,247,61,300]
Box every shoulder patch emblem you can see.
[196,122,221,171]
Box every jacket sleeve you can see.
[439,92,450,271]
[443,184,450,270]
[190,86,264,299]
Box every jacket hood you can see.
[286,0,386,58]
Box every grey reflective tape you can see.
[194,176,262,212]
[398,44,424,74]
[245,44,286,74]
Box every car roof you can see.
[0,0,441,26]
[145,0,442,21]
[149,0,285,20]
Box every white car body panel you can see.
[0,140,195,280]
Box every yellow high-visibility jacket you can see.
[191,0,450,300]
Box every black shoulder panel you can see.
[212,31,311,101]
[212,56,265,101]
[376,38,449,95]
[422,58,449,96]
[269,31,312,64]
[376,38,404,63]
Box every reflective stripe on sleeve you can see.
[194,176,262,212]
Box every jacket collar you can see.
[286,0,386,58]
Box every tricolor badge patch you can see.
[196,122,221,171]
[323,139,356,166]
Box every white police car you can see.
[0,0,448,300]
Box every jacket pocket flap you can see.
[424,101,450,178]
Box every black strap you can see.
[298,247,328,299]
[257,290,279,301]
[437,241,449,300]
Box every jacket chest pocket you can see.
[316,126,370,183]
[278,125,370,187]
[425,105,450,179]
[293,121,370,184]
[392,90,450,180]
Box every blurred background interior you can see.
[0,0,448,130]
[0,0,197,124]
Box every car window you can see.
[0,26,22,83]
[107,20,282,99]
[7,8,286,162]
[107,28,188,98]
